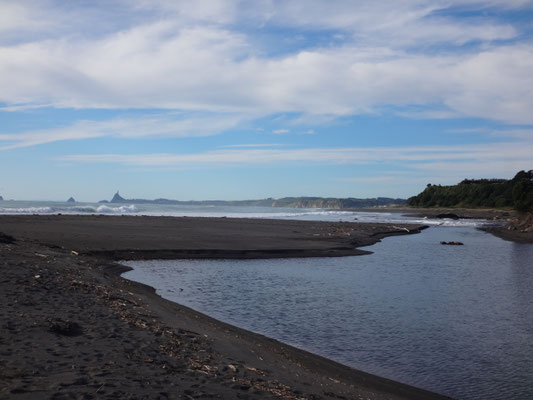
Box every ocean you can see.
[0,199,482,226]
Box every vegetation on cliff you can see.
[407,170,533,212]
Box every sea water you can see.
[0,199,482,226]
[122,219,533,400]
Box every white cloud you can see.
[260,1,519,49]
[129,0,243,25]
[2,31,532,123]
[338,176,399,183]
[223,144,285,148]
[0,113,244,150]
[0,3,48,35]
[409,160,531,177]
[58,141,533,172]
[446,128,533,139]
[0,1,532,124]
[56,140,533,189]
[490,129,533,139]
[130,0,524,47]
[273,129,289,134]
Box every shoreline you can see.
[112,261,448,400]
[0,214,429,259]
[355,207,533,244]
[0,215,452,399]
[1,205,529,245]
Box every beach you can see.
[0,214,429,259]
[0,215,453,399]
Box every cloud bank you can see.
[59,140,533,180]
[1,0,532,124]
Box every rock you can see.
[47,318,83,336]
[440,241,464,245]
[0,195,3,201]
[435,213,460,220]
[111,191,126,203]
[0,232,15,244]
[66,197,76,203]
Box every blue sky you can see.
[1,0,532,201]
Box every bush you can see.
[407,170,533,211]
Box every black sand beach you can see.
[0,215,429,259]
[0,215,453,399]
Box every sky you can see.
[1,0,532,201]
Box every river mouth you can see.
[123,224,533,400]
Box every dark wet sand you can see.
[0,215,429,259]
[0,215,453,399]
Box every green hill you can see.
[407,170,533,212]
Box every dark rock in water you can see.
[0,232,15,244]
[0,195,3,201]
[111,191,126,203]
[98,200,109,203]
[67,197,76,203]
[436,213,460,220]
[440,241,464,245]
[47,318,83,336]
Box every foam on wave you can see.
[0,205,138,215]
[0,207,55,214]
[0,204,492,226]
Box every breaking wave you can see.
[0,203,496,226]
[0,204,138,215]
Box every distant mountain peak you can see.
[67,197,76,203]
[111,191,126,203]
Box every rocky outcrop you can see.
[111,191,126,203]
[67,197,76,203]
[0,232,15,243]
[505,213,533,233]
[0,195,3,201]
